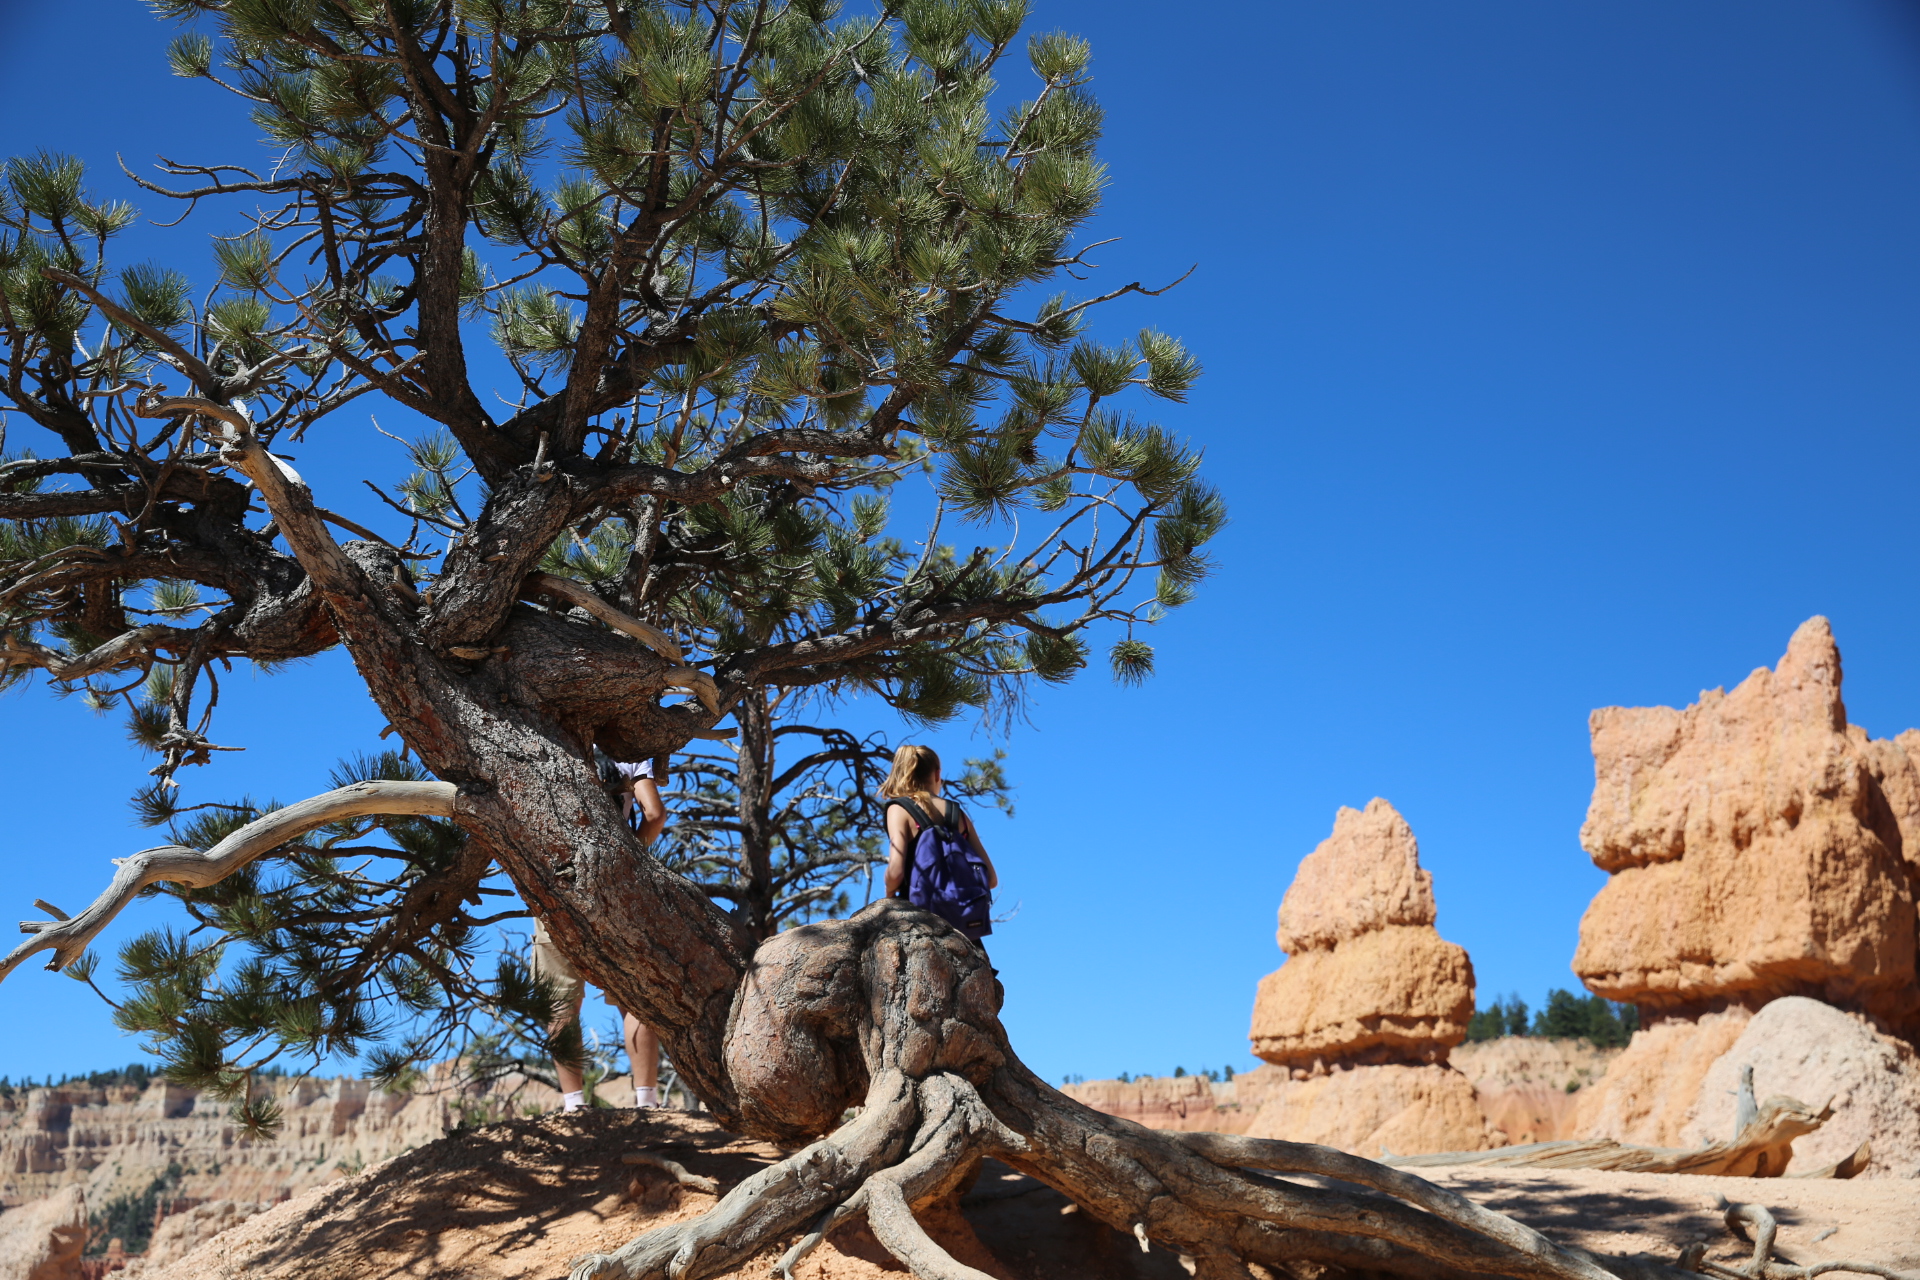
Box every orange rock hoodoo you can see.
[1243,799,1489,1156]
[1572,616,1920,1032]
[1570,618,1920,1169]
[1250,798,1476,1067]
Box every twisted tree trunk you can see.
[0,440,1720,1280]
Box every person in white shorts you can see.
[530,755,668,1111]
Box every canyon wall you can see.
[0,1066,598,1275]
[1063,1036,1615,1149]
[1,1069,585,1213]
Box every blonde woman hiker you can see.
[530,753,668,1112]
[880,745,999,946]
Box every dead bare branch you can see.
[1,780,460,981]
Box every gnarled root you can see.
[570,1067,1018,1280]
[566,901,1719,1280]
[1699,1202,1917,1280]
[622,1152,722,1195]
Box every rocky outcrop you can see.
[0,1184,86,1280]
[138,1200,266,1272]
[1679,997,1920,1178]
[1242,800,1489,1154]
[1245,1063,1490,1158]
[1058,1077,1242,1133]
[1250,799,1475,1065]
[1573,617,1920,1028]
[1450,1037,1619,1145]
[1570,1005,1754,1148]
[0,1069,596,1215]
[0,1066,607,1270]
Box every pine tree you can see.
[0,5,1626,1280]
[659,688,1011,942]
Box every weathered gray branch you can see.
[1378,1096,1834,1178]
[1173,1131,1621,1280]
[1702,1202,1919,1280]
[2,780,460,981]
[0,623,194,681]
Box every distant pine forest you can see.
[1466,989,1639,1048]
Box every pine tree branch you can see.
[39,268,223,396]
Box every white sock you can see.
[562,1090,585,1112]
[635,1086,659,1108]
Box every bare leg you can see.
[625,1013,660,1106]
[549,980,588,1106]
[552,1010,586,1097]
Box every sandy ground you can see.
[1410,1166,1918,1272]
[139,1110,1918,1280]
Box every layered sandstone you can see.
[1058,1077,1242,1133]
[1573,617,1920,1027]
[0,1063,613,1276]
[1250,799,1475,1065]
[1242,800,1488,1154]
[1451,1037,1619,1145]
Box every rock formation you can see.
[0,1184,86,1280]
[1568,1006,1754,1149]
[1059,1038,1619,1148]
[1570,620,1920,1163]
[1250,799,1475,1065]
[0,1065,608,1272]
[1243,1063,1492,1157]
[1242,799,1489,1155]
[1573,617,1920,1027]
[1450,1037,1618,1145]
[1680,997,1920,1178]
[1057,1076,1239,1133]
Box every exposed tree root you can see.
[15,836,1910,1280]
[567,902,1712,1280]
[622,1152,722,1195]
[1700,1202,1918,1280]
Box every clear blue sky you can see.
[5,0,1920,1086]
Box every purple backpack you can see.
[890,798,993,941]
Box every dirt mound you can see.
[128,1108,1920,1280]
[137,1109,1183,1280]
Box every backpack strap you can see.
[885,796,934,830]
